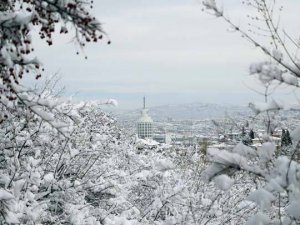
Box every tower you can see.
[137,97,153,139]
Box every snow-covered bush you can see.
[0,1,110,222]
[0,82,126,224]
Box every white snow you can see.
[272,49,283,62]
[154,158,175,171]
[246,212,270,225]
[258,142,276,162]
[249,99,282,115]
[232,142,257,158]
[0,189,14,200]
[43,173,55,183]
[286,201,300,219]
[213,174,234,191]
[291,125,300,142]
[282,73,298,86]
[247,188,275,210]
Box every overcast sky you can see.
[28,0,300,109]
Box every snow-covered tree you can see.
[202,0,300,224]
[0,0,107,125]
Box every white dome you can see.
[138,109,153,123]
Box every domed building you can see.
[137,97,153,139]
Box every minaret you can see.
[137,97,153,139]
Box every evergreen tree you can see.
[241,126,246,137]
[286,130,293,146]
[242,127,253,146]
[281,129,287,147]
[249,129,255,140]
[281,129,292,156]
[281,129,292,147]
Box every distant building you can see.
[137,97,153,139]
[153,133,172,144]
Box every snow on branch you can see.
[202,148,264,182]
[250,61,299,87]
[248,99,282,115]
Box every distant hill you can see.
[110,102,251,122]
[148,103,250,120]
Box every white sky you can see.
[28,0,300,109]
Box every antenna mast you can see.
[143,96,146,109]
